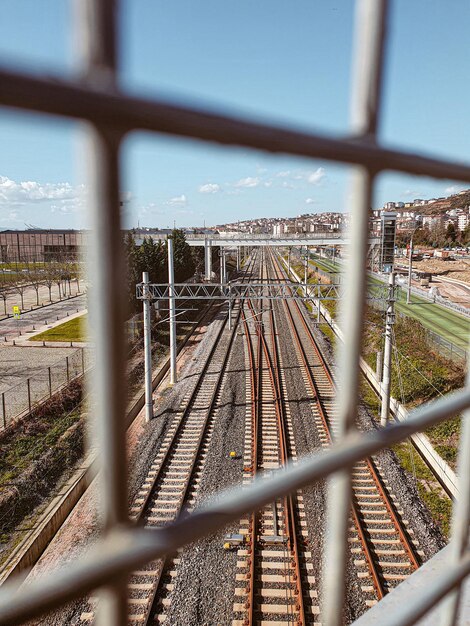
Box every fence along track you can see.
[232,254,318,625]
[79,257,257,626]
[270,249,421,606]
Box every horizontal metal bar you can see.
[1,67,470,181]
[0,386,469,625]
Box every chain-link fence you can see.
[0,348,93,430]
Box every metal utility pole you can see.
[223,249,227,284]
[381,272,396,427]
[142,271,153,421]
[220,250,224,286]
[304,246,308,286]
[205,238,212,280]
[287,247,291,276]
[236,246,240,272]
[406,236,414,304]
[168,237,177,384]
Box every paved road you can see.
[0,293,87,341]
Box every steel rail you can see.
[270,250,386,598]
[270,249,420,600]
[0,384,469,625]
[279,255,422,574]
[2,68,470,183]
[82,254,257,626]
[266,276,308,623]
[241,256,308,625]
[139,252,259,624]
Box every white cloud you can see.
[234,177,260,188]
[281,181,295,189]
[0,175,82,206]
[199,183,220,194]
[445,185,463,194]
[276,170,291,178]
[305,198,315,205]
[307,167,326,185]
[166,194,187,207]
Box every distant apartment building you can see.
[458,213,470,231]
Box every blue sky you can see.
[0,0,469,229]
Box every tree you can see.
[29,267,44,306]
[446,222,457,243]
[172,229,194,282]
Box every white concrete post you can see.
[168,237,177,384]
[223,248,227,283]
[288,247,291,276]
[142,271,153,421]
[376,350,383,381]
[205,239,212,280]
[406,237,413,304]
[381,272,395,427]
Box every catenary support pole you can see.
[236,246,240,272]
[381,272,395,427]
[219,250,224,286]
[142,271,153,421]
[288,247,291,276]
[168,237,177,384]
[223,248,227,283]
[304,245,308,285]
[407,237,413,304]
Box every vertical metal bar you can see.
[381,272,395,426]
[1,393,6,429]
[48,367,52,397]
[322,1,388,625]
[220,250,224,286]
[66,356,70,383]
[168,237,177,385]
[77,1,128,624]
[143,271,153,421]
[236,246,240,272]
[228,297,232,330]
[27,379,31,413]
[441,361,470,624]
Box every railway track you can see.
[269,248,421,606]
[232,254,319,625]
[80,256,257,625]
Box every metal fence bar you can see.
[323,1,388,624]
[79,1,128,624]
[2,68,470,183]
[0,386,468,625]
[0,0,468,623]
[440,377,470,623]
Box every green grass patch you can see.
[31,315,87,342]
[392,442,452,537]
